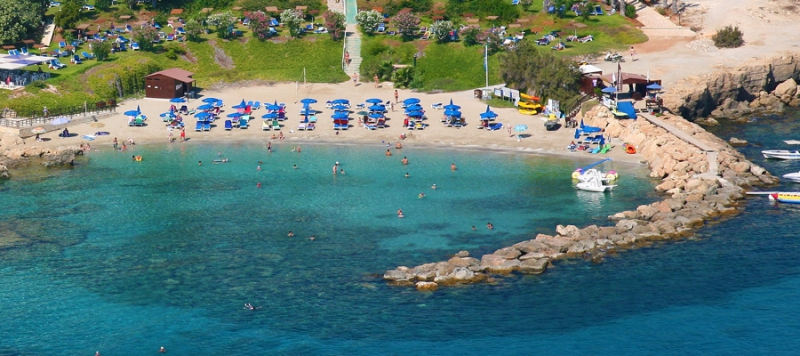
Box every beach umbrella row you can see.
[403,98,420,105]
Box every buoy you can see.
[134,156,142,162]
[624,144,636,154]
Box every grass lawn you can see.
[416,42,501,92]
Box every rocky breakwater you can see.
[384,105,777,291]
[0,134,82,178]
[662,54,800,121]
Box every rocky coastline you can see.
[0,134,83,178]
[383,105,778,292]
[663,54,800,123]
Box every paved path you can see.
[639,112,718,176]
[635,6,696,38]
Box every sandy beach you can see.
[32,81,645,165]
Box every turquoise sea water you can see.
[1,131,799,355]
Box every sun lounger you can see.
[365,122,377,130]
[166,34,174,41]
[131,42,140,50]
[578,35,593,43]
[203,121,211,131]
[262,120,271,130]
[512,0,520,4]
[272,120,281,130]
[81,51,95,60]
[431,102,443,110]
[224,120,233,130]
[376,24,385,33]
[488,123,503,131]
[253,101,261,110]
[176,27,186,35]
[71,55,83,64]
[298,122,315,130]
[50,59,66,69]
[414,122,425,130]
[590,5,603,15]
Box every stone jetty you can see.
[383,105,778,291]
[0,134,82,178]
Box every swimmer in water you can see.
[257,166,261,171]
[395,142,402,149]
[159,346,166,353]
[257,183,262,188]
[401,157,408,165]
[405,172,409,178]
[472,225,476,231]
[386,149,392,156]
[310,235,316,241]
[340,169,345,175]
[293,164,297,169]
[288,231,294,237]
[451,162,457,171]
[244,303,261,310]
[487,222,493,230]
[419,192,425,198]
[198,161,202,166]
[431,184,437,190]
[397,209,404,218]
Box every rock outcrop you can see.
[0,134,82,178]
[663,54,800,120]
[383,106,777,291]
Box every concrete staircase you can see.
[344,24,362,76]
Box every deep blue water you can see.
[0,128,799,355]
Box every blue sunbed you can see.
[203,121,211,131]
[224,120,232,130]
[195,121,203,131]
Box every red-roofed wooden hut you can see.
[145,68,195,99]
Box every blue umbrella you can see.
[369,105,385,112]
[480,111,498,119]
[601,87,617,94]
[403,98,420,105]
[123,110,139,116]
[514,124,528,132]
[301,98,317,104]
[332,112,349,119]
[406,111,423,118]
[202,97,220,103]
[368,113,384,119]
[227,112,242,118]
[332,99,349,104]
[647,83,663,90]
[262,113,278,119]
[299,108,315,115]
[444,110,461,117]
[159,112,175,118]
[137,105,141,113]
[265,104,282,111]
[444,98,460,110]
[366,98,383,104]
[194,112,211,119]
[198,104,214,110]
[170,97,186,103]
[405,104,422,111]
[232,99,247,109]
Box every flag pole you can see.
[484,44,489,89]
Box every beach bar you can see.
[145,68,195,99]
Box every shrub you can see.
[384,0,433,16]
[163,43,187,60]
[54,1,81,31]
[624,4,637,18]
[184,19,205,42]
[655,7,667,16]
[93,41,112,61]
[429,20,455,43]
[95,0,112,11]
[478,29,503,54]
[712,25,744,48]
[392,66,415,88]
[392,12,420,39]
[86,56,163,99]
[461,26,481,46]
[356,10,383,35]
[322,10,346,41]
[446,0,518,23]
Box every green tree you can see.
[93,41,111,60]
[322,10,346,41]
[95,0,112,11]
[54,1,82,32]
[460,26,480,46]
[500,41,581,103]
[429,20,454,43]
[391,11,420,39]
[355,10,383,35]
[392,66,415,88]
[207,11,237,39]
[184,19,205,42]
[279,9,304,38]
[133,26,159,51]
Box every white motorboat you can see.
[782,171,800,183]
[576,169,617,192]
[762,150,800,159]
[574,168,616,183]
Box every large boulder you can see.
[519,258,549,274]
[774,78,798,98]
[415,281,438,291]
[493,246,522,260]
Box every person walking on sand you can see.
[180,127,186,141]
[394,90,399,103]
[352,73,358,86]
[373,74,379,88]
[630,46,636,62]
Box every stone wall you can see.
[663,54,800,120]
[383,106,777,291]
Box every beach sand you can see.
[33,82,645,165]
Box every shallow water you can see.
[1,135,799,355]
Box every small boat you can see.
[576,169,617,192]
[762,150,800,159]
[782,172,800,182]
[769,192,800,204]
[611,109,629,119]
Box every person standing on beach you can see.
[630,46,636,61]
[394,90,399,103]
[113,137,118,149]
[374,74,379,88]
[352,73,358,86]
[180,127,186,141]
